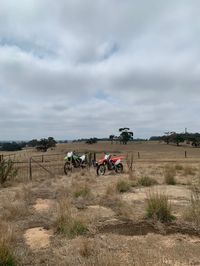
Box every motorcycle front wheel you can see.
[97,164,106,176]
[115,163,123,174]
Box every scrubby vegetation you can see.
[138,176,157,186]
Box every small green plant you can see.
[116,180,131,193]
[0,159,18,185]
[146,192,175,222]
[164,165,176,185]
[138,176,157,187]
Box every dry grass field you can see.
[1,141,200,265]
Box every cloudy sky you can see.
[0,0,199,140]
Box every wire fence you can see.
[1,149,200,182]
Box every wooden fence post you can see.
[0,155,2,163]
[29,158,32,181]
[93,152,96,164]
[138,152,140,159]
[185,151,187,158]
[88,153,92,167]
[42,155,44,163]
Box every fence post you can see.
[0,155,2,162]
[93,152,96,164]
[29,158,32,181]
[88,153,92,167]
[185,151,187,158]
[138,152,140,159]
[42,155,44,163]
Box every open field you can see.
[1,141,200,265]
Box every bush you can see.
[0,160,18,185]
[146,193,175,222]
[116,180,131,193]
[138,176,157,187]
[164,166,176,185]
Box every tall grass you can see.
[138,176,157,187]
[0,221,16,265]
[164,165,176,185]
[55,198,88,238]
[146,192,174,222]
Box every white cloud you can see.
[0,0,200,139]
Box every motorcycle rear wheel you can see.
[64,161,72,175]
[115,163,123,174]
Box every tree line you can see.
[150,132,200,147]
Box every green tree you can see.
[119,128,133,144]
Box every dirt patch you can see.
[34,198,54,212]
[98,220,200,237]
[24,227,53,251]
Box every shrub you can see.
[116,180,131,193]
[146,192,175,222]
[164,166,176,185]
[138,176,157,187]
[0,160,18,185]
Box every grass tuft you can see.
[56,199,88,238]
[164,165,176,185]
[73,184,91,199]
[116,180,131,193]
[146,192,175,222]
[138,176,157,187]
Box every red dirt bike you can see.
[96,154,124,176]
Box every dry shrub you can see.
[164,165,176,185]
[146,192,175,222]
[55,198,88,238]
[0,221,16,265]
[138,176,157,187]
[116,180,131,193]
[184,166,195,176]
[115,201,134,219]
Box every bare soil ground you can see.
[1,141,200,265]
